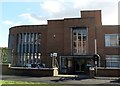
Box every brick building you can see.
[8,10,120,74]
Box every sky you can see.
[0,0,119,47]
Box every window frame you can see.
[106,55,120,68]
[105,34,120,47]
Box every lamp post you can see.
[50,53,57,68]
[94,54,100,76]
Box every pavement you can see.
[1,75,120,85]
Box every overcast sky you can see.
[0,0,119,47]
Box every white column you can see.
[94,39,97,54]
[94,39,98,75]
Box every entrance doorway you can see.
[74,59,92,74]
[59,56,94,74]
[74,59,85,74]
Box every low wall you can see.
[1,64,58,77]
[97,67,120,77]
[2,64,120,77]
[2,64,13,75]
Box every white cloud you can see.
[19,13,47,24]
[40,0,64,14]
[3,0,119,26]
[0,43,7,47]
[72,0,118,25]
[3,20,22,26]
[3,20,13,25]
[0,0,44,2]
[40,0,119,25]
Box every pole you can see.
[95,39,97,54]
[94,39,97,76]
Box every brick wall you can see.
[2,64,58,77]
[97,67,120,77]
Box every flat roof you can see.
[60,55,94,59]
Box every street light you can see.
[50,53,58,68]
[94,54,100,76]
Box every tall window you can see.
[106,55,120,68]
[105,34,120,47]
[17,33,41,66]
[73,28,87,55]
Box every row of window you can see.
[106,55,120,68]
[17,33,41,53]
[18,44,41,53]
[17,33,41,44]
[17,53,41,66]
[16,33,42,66]
[105,34,120,68]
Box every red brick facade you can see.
[8,10,120,74]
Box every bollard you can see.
[89,67,95,78]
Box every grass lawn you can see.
[0,80,65,86]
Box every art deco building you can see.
[8,10,120,74]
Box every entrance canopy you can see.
[59,55,96,74]
[60,55,94,59]
[59,54,100,73]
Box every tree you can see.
[0,47,8,63]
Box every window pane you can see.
[118,34,120,46]
[73,28,87,55]
[105,34,119,47]
[106,55,120,68]
[105,35,110,46]
[110,35,117,46]
[17,32,42,67]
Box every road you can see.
[1,75,120,85]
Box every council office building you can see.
[8,10,120,74]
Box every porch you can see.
[59,55,99,74]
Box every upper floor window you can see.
[105,34,120,47]
[17,33,41,45]
[72,28,87,55]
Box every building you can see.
[8,10,120,74]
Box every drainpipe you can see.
[95,39,100,67]
[95,39,97,54]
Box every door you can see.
[74,59,86,74]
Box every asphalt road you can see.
[1,75,120,85]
